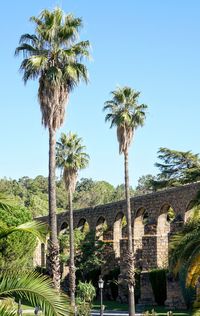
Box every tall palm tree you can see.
[56,132,89,308]
[103,86,147,316]
[15,7,90,290]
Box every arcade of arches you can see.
[34,182,200,308]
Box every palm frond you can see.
[0,221,48,242]
[0,304,16,316]
[0,194,16,212]
[0,272,68,316]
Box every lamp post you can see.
[98,276,104,316]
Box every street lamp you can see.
[98,276,104,316]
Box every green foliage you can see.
[0,199,39,272]
[59,228,86,263]
[76,230,106,278]
[16,8,90,90]
[76,281,95,316]
[0,176,136,214]
[74,179,115,208]
[135,175,156,195]
[103,86,148,154]
[169,210,200,278]
[179,265,195,308]
[0,202,66,315]
[103,268,120,300]
[0,305,16,316]
[76,281,96,304]
[0,272,68,316]
[153,148,200,190]
[56,132,89,195]
[76,299,91,316]
[149,269,167,305]
[169,210,200,312]
[59,228,105,282]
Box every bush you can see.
[76,301,91,316]
[76,281,96,305]
[149,269,167,305]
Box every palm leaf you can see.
[0,221,48,242]
[0,272,68,316]
[0,304,16,316]
[0,194,16,212]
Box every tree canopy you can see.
[153,148,200,190]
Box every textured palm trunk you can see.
[124,149,135,316]
[68,188,76,309]
[48,127,60,291]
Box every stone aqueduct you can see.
[35,182,200,307]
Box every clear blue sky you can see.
[1,0,200,187]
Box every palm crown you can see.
[103,86,147,153]
[15,8,90,130]
[56,132,89,192]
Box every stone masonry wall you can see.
[35,181,200,307]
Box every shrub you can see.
[149,269,167,305]
[76,281,96,305]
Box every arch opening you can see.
[96,216,107,240]
[60,222,68,235]
[113,212,126,257]
[157,204,175,268]
[77,218,89,233]
[133,208,148,268]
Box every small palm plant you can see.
[0,220,68,316]
[56,132,89,309]
[15,7,90,289]
[103,86,147,316]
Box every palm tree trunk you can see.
[68,188,76,309]
[48,127,60,291]
[124,149,135,316]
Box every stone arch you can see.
[96,216,107,240]
[133,207,149,238]
[59,222,68,234]
[113,212,125,257]
[157,203,175,268]
[133,207,148,268]
[77,218,90,233]
[157,203,175,236]
[185,200,197,222]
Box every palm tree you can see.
[103,86,147,316]
[0,221,68,316]
[56,132,89,308]
[15,7,90,290]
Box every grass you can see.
[92,300,192,315]
[93,299,128,311]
